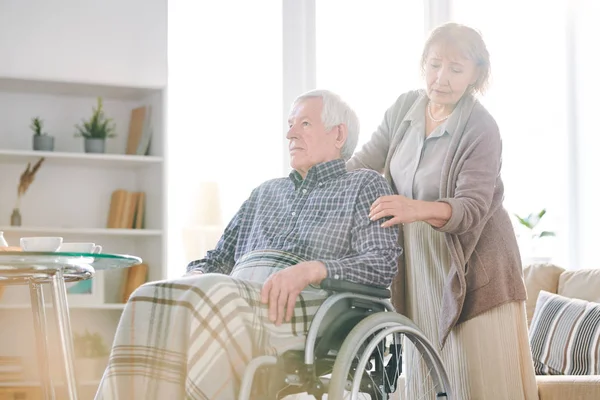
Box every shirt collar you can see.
[404,90,429,123]
[404,89,474,137]
[289,158,347,189]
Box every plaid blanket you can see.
[95,250,328,400]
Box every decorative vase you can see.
[10,209,21,227]
[33,135,54,151]
[84,138,106,153]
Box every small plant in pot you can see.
[73,330,110,380]
[74,97,116,153]
[30,117,54,151]
[514,208,556,263]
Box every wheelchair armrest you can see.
[319,278,391,299]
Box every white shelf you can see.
[0,303,125,310]
[0,76,161,100]
[0,226,162,237]
[0,379,100,387]
[0,149,162,169]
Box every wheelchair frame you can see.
[238,279,451,400]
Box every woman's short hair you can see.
[292,89,360,161]
[420,22,491,95]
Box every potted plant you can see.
[74,97,116,153]
[73,330,110,380]
[11,157,45,226]
[30,117,54,151]
[514,208,556,264]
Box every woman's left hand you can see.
[369,195,421,227]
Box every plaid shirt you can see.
[187,159,402,287]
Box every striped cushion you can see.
[529,290,600,375]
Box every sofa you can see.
[523,263,600,400]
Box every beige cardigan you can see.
[347,90,527,347]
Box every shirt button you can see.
[291,212,296,216]
[318,182,323,186]
[302,189,307,194]
[334,274,340,279]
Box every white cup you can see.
[59,242,102,254]
[20,237,63,252]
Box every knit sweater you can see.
[347,89,527,347]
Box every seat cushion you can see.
[558,268,600,303]
[536,375,600,400]
[523,263,565,325]
[529,290,600,375]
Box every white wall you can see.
[0,0,167,88]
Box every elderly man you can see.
[95,90,402,400]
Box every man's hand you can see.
[183,269,203,277]
[260,261,327,326]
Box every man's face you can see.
[286,98,343,178]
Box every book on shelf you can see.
[121,263,148,303]
[106,190,146,229]
[125,105,153,156]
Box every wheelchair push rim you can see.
[328,312,452,400]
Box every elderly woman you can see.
[347,22,538,399]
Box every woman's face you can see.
[424,43,480,106]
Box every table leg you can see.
[28,281,55,400]
[50,271,79,400]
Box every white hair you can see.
[291,89,360,160]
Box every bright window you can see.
[573,0,600,268]
[315,0,425,149]
[167,0,282,274]
[451,0,569,265]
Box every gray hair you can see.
[291,89,360,160]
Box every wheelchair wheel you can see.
[328,312,451,399]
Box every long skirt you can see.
[95,253,328,399]
[403,222,539,400]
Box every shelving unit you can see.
[0,75,167,281]
[0,226,162,237]
[0,149,163,168]
[0,77,166,397]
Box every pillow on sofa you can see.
[558,268,600,303]
[529,290,600,375]
[523,263,565,325]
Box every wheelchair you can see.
[238,279,452,399]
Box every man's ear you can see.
[334,123,348,150]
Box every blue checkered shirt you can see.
[186,159,402,287]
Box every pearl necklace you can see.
[427,101,451,123]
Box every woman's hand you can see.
[369,195,421,227]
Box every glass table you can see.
[0,252,142,400]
